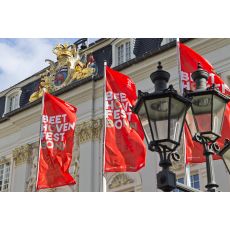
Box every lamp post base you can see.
[205,184,219,192]
[205,150,219,192]
[157,169,176,192]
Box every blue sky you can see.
[0,38,97,92]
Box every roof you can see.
[0,38,191,123]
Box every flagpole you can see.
[176,38,184,95]
[176,38,191,187]
[35,88,46,191]
[91,62,96,191]
[101,60,107,192]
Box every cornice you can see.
[184,38,230,56]
[120,38,230,86]
[0,79,103,137]
[80,38,113,54]
[0,117,103,157]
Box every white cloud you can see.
[0,38,78,92]
[0,38,100,92]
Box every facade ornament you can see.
[72,134,81,192]
[0,156,9,165]
[12,144,32,166]
[26,142,39,192]
[29,43,98,102]
[76,118,103,144]
[39,188,57,192]
[108,173,135,189]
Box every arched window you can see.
[106,172,142,192]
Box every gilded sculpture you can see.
[29,43,98,102]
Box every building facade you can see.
[0,38,230,192]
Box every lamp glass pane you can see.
[169,97,187,143]
[137,102,152,145]
[186,108,198,138]
[192,94,212,134]
[222,148,230,174]
[145,97,169,141]
[212,95,226,136]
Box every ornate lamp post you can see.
[185,63,230,192]
[133,62,191,192]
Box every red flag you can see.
[179,42,230,164]
[105,67,146,172]
[36,92,77,190]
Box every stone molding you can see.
[25,143,39,192]
[0,156,9,165]
[75,118,103,144]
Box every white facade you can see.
[0,38,230,192]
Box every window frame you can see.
[190,174,200,190]
[3,88,22,115]
[111,38,135,67]
[0,161,11,192]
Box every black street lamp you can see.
[185,63,230,192]
[133,62,191,192]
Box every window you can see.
[4,88,22,114]
[125,41,131,61]
[8,94,19,112]
[174,174,200,192]
[0,162,10,192]
[117,44,124,65]
[117,42,131,65]
[190,174,200,189]
[112,39,135,67]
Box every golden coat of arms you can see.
[29,43,98,102]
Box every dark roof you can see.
[88,38,107,47]
[114,38,191,71]
[0,96,5,117]
[134,38,163,57]
[0,38,192,123]
[93,44,112,76]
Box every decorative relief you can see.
[75,118,103,144]
[26,142,39,192]
[38,188,57,192]
[108,173,134,190]
[0,156,9,165]
[72,134,80,192]
[12,144,32,166]
[29,43,98,102]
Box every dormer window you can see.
[111,39,135,67]
[117,44,124,65]
[117,41,132,65]
[9,94,19,112]
[4,88,22,115]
